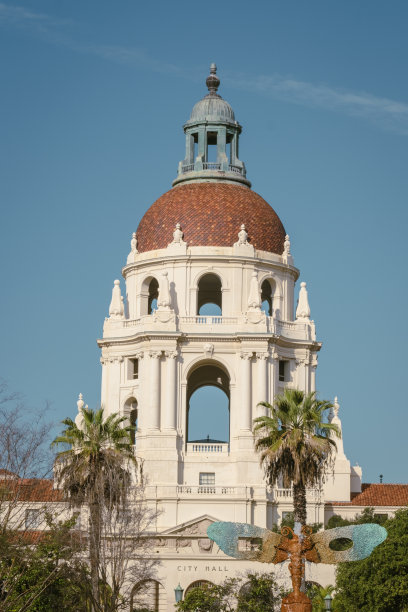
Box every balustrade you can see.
[186,442,229,453]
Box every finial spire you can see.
[206,63,220,95]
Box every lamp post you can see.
[174,583,184,603]
[324,593,333,610]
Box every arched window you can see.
[124,397,137,445]
[261,279,273,315]
[197,274,222,316]
[140,276,159,315]
[131,579,164,612]
[148,278,159,314]
[184,580,214,597]
[187,363,230,446]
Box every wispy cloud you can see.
[225,72,408,135]
[1,2,408,135]
[0,3,71,29]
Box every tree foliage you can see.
[334,508,408,612]
[175,573,284,612]
[254,389,339,525]
[0,514,88,612]
[53,406,158,612]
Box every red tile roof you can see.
[331,483,408,507]
[0,478,64,502]
[136,182,286,254]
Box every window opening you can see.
[188,386,229,443]
[148,278,159,314]
[130,408,137,445]
[193,137,198,162]
[261,280,273,316]
[279,360,289,382]
[185,581,214,597]
[206,131,218,163]
[197,274,222,315]
[199,472,215,485]
[128,358,139,380]
[187,364,230,446]
[25,509,41,529]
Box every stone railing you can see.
[274,488,322,502]
[186,442,229,454]
[271,319,316,341]
[228,164,244,175]
[176,485,237,495]
[143,485,322,502]
[110,314,314,343]
[179,162,245,176]
[203,162,221,170]
[179,315,238,325]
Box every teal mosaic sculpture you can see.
[207,520,387,564]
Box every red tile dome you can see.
[136,182,286,254]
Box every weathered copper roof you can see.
[136,182,286,254]
[330,483,408,507]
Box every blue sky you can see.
[1,1,407,483]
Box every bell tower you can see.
[97,65,320,526]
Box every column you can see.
[256,353,268,417]
[149,351,161,430]
[107,356,122,415]
[240,352,252,431]
[100,357,108,410]
[198,127,206,159]
[231,133,237,165]
[295,357,307,392]
[186,132,194,164]
[271,348,279,406]
[135,351,145,431]
[164,351,177,430]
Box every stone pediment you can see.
[160,515,218,537]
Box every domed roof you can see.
[136,183,286,254]
[189,95,235,123]
[185,63,237,126]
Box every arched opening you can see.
[131,579,164,612]
[261,278,280,317]
[140,276,159,315]
[185,580,214,598]
[148,278,159,314]
[187,363,230,447]
[197,274,222,316]
[124,397,138,445]
[261,279,272,315]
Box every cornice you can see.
[122,252,299,281]
[97,332,321,351]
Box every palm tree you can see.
[307,583,335,611]
[52,407,136,609]
[253,389,340,528]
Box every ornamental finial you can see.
[206,63,220,95]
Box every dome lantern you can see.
[173,64,250,187]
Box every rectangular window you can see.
[199,472,215,486]
[279,360,289,382]
[374,513,388,523]
[25,509,41,529]
[128,358,139,380]
[117,508,133,524]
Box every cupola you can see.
[173,64,250,187]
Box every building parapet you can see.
[103,314,316,342]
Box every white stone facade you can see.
[95,232,363,607]
[91,66,368,609]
